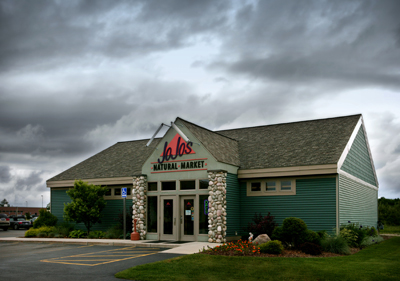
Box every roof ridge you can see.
[216,114,362,133]
[175,117,238,142]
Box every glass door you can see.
[160,196,177,241]
[180,196,196,241]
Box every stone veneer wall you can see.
[208,170,227,243]
[132,175,147,240]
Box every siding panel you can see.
[51,189,131,231]
[339,174,378,228]
[226,173,241,237]
[341,126,377,186]
[239,177,337,235]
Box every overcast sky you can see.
[1,0,400,208]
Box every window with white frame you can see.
[247,179,296,196]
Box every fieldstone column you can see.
[207,170,227,243]
[132,175,147,240]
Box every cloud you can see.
[0,166,11,183]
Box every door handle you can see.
[174,218,176,226]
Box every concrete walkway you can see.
[0,237,221,254]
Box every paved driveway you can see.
[0,242,182,281]
[0,228,27,238]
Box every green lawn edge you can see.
[115,237,400,281]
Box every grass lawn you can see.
[115,237,400,281]
[380,225,400,234]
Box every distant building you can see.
[47,114,378,242]
[0,207,43,217]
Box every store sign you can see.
[151,133,207,173]
[151,159,206,173]
[157,133,195,163]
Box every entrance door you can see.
[160,196,177,241]
[180,196,196,241]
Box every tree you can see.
[33,208,58,228]
[0,198,9,207]
[64,180,108,233]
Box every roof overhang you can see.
[237,164,337,179]
[46,177,133,188]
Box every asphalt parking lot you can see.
[0,242,182,281]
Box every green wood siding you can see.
[239,177,337,234]
[51,189,132,231]
[339,174,378,228]
[341,126,377,186]
[226,173,241,237]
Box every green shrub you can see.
[105,226,123,239]
[299,242,322,256]
[368,227,378,237]
[340,228,358,247]
[272,217,309,248]
[55,222,75,238]
[321,235,350,255]
[33,209,58,228]
[298,230,321,246]
[361,235,384,247]
[25,226,56,237]
[341,222,372,247]
[244,212,278,238]
[259,240,284,254]
[38,232,47,238]
[88,230,105,239]
[68,229,87,238]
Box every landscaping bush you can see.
[272,217,309,248]
[88,230,105,239]
[105,226,123,239]
[361,235,384,247]
[33,209,58,228]
[55,222,75,238]
[200,239,260,256]
[259,240,284,255]
[25,226,56,237]
[321,235,350,255]
[341,222,374,247]
[68,229,87,238]
[245,212,278,237]
[340,228,358,247]
[299,242,322,255]
[298,229,321,246]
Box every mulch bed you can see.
[201,248,361,258]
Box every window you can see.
[266,181,276,192]
[180,180,195,190]
[147,196,158,233]
[281,181,292,191]
[105,188,112,196]
[247,179,296,196]
[114,188,121,196]
[148,182,157,191]
[162,181,176,191]
[199,179,209,189]
[199,195,209,234]
[251,182,261,192]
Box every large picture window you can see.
[147,196,158,233]
[247,179,296,196]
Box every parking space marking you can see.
[40,246,161,266]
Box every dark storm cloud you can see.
[15,170,44,192]
[0,0,229,72]
[0,166,11,183]
[211,0,400,91]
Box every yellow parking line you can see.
[40,246,159,266]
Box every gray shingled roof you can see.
[217,114,361,170]
[47,114,360,182]
[47,138,161,182]
[177,118,240,167]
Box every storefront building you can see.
[47,114,379,242]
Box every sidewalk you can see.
[0,237,221,254]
